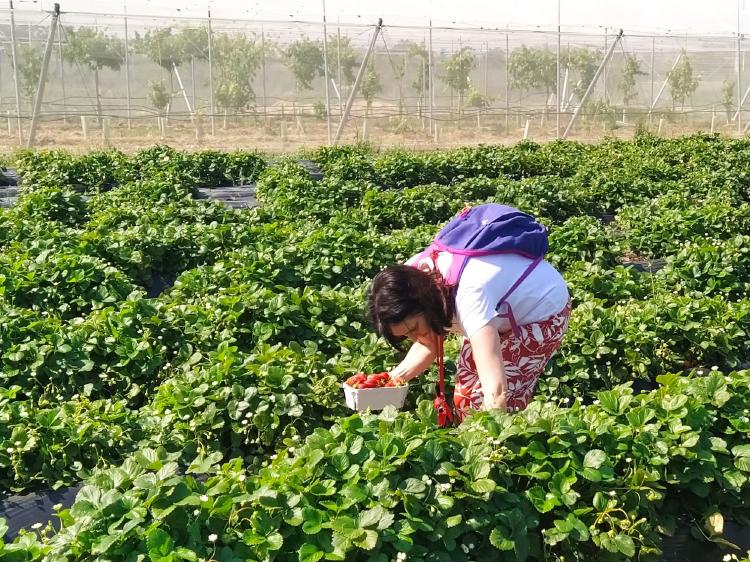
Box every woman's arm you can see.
[389,341,436,382]
[468,324,509,411]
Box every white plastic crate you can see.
[343,383,409,412]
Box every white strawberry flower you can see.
[200,494,209,502]
[208,533,217,542]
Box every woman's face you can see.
[390,313,436,348]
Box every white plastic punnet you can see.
[343,383,409,411]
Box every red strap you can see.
[437,334,445,397]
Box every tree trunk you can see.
[94,67,103,129]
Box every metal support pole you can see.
[556,0,561,138]
[738,0,743,134]
[484,41,488,98]
[648,52,682,116]
[322,0,332,144]
[27,3,60,148]
[650,36,655,124]
[563,29,622,138]
[57,20,67,123]
[603,28,608,102]
[336,22,343,115]
[172,63,193,115]
[505,29,510,132]
[428,19,434,135]
[733,82,750,120]
[207,8,215,135]
[333,18,382,144]
[261,28,267,121]
[124,5,131,128]
[9,0,23,144]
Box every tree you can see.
[213,33,263,125]
[361,60,382,113]
[360,60,381,137]
[180,27,209,61]
[148,80,170,137]
[64,26,124,125]
[441,46,476,124]
[721,79,735,123]
[17,44,42,109]
[133,27,185,105]
[565,47,601,100]
[407,42,430,116]
[508,46,556,107]
[147,80,170,114]
[667,51,700,111]
[285,38,324,91]
[180,26,209,106]
[619,54,646,106]
[329,34,358,87]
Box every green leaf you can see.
[583,449,606,470]
[613,534,636,557]
[147,528,174,557]
[302,507,324,534]
[298,544,325,562]
[446,514,462,528]
[490,527,514,551]
[267,532,284,551]
[471,478,496,494]
[353,529,378,550]
[187,451,224,474]
[358,507,384,528]
[402,478,427,495]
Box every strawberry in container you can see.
[343,371,409,411]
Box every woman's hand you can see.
[483,390,508,412]
[469,324,509,413]
[387,340,436,385]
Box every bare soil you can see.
[0,115,739,155]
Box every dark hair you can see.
[366,264,455,348]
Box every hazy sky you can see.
[8,0,750,35]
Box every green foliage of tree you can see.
[16,44,42,102]
[361,61,382,112]
[667,51,700,110]
[407,41,430,98]
[64,27,124,72]
[441,46,476,118]
[442,47,476,96]
[565,47,601,100]
[213,33,263,115]
[133,27,185,72]
[721,79,735,121]
[329,35,357,86]
[64,26,125,122]
[509,45,556,101]
[147,80,170,114]
[619,54,646,106]
[285,37,324,91]
[467,87,491,109]
[180,27,209,60]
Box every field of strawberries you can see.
[0,134,749,561]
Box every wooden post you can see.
[711,105,716,133]
[523,119,530,139]
[81,115,89,139]
[102,117,111,144]
[657,117,664,135]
